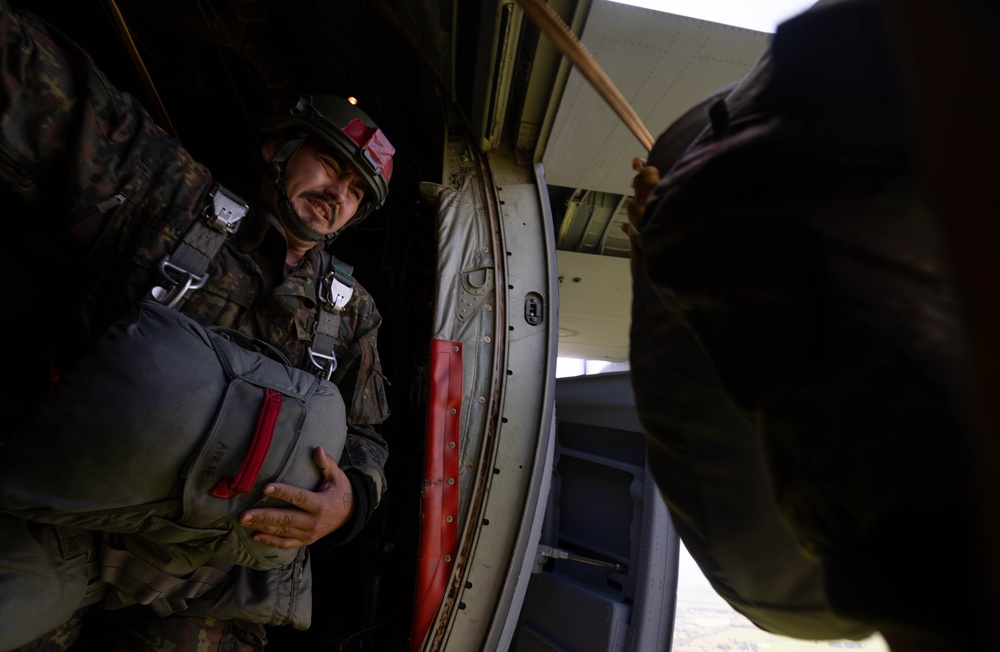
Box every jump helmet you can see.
[261,94,395,242]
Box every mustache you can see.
[300,190,331,209]
[297,191,335,222]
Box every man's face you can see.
[280,137,367,238]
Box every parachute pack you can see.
[0,184,355,649]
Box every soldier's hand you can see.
[624,157,660,277]
[239,446,354,548]
[630,157,660,213]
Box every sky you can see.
[608,0,819,33]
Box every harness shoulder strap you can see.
[150,185,355,381]
[309,252,355,380]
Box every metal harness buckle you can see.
[206,184,248,233]
[308,266,355,380]
[318,268,354,312]
[152,184,247,307]
[151,258,210,309]
[308,349,338,380]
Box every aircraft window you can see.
[555,357,630,378]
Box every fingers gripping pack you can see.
[0,299,346,640]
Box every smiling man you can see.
[0,0,396,646]
[259,98,393,269]
[265,139,368,260]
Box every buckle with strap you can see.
[309,260,355,380]
[151,258,210,308]
[308,348,338,380]
[151,183,247,307]
[206,184,247,233]
[318,265,355,312]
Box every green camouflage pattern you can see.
[109,616,267,652]
[0,0,388,493]
[7,608,86,652]
[0,0,389,645]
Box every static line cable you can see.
[102,0,178,138]
[514,0,653,152]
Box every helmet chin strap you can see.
[277,191,326,243]
[268,136,335,244]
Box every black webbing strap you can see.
[151,183,354,380]
[309,254,355,380]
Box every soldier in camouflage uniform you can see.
[627,0,989,650]
[0,0,393,649]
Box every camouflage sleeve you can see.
[331,280,391,505]
[0,0,187,231]
[0,0,85,203]
[334,285,391,428]
[341,422,389,507]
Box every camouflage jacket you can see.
[0,2,389,525]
